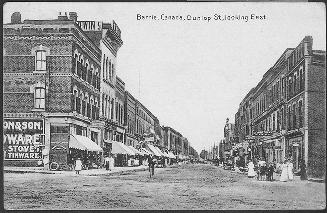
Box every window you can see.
[51,125,69,133]
[299,100,303,127]
[109,60,112,81]
[35,87,45,109]
[299,67,304,91]
[36,50,46,71]
[293,104,297,129]
[288,106,292,130]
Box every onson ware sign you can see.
[3,119,44,160]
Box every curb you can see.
[4,167,149,176]
[86,167,148,176]
[4,169,57,174]
[308,178,325,183]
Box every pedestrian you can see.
[104,155,110,171]
[247,160,256,178]
[267,163,275,181]
[279,160,289,182]
[257,158,266,181]
[300,159,307,180]
[75,157,82,175]
[148,155,155,177]
[287,158,294,181]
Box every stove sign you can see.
[3,119,44,160]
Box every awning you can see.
[120,143,135,155]
[161,150,170,158]
[69,134,103,152]
[128,146,143,156]
[141,148,152,156]
[168,151,176,159]
[154,146,165,156]
[111,141,129,155]
[146,144,162,157]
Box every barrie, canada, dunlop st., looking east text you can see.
[136,13,266,22]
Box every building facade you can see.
[124,91,138,147]
[234,36,326,179]
[75,15,124,156]
[3,12,102,167]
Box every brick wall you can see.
[3,93,34,113]
[3,56,35,73]
[307,63,326,179]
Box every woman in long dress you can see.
[279,160,289,182]
[75,158,82,175]
[247,160,256,178]
[287,159,294,180]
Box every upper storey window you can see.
[32,45,50,72]
[36,50,46,71]
[35,87,45,109]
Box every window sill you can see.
[33,71,47,74]
[31,108,46,112]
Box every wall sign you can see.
[77,21,102,31]
[3,119,44,160]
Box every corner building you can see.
[3,12,103,167]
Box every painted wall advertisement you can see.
[3,119,44,160]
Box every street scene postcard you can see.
[2,2,326,210]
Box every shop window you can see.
[76,125,83,136]
[91,131,98,144]
[51,125,69,133]
[35,87,45,109]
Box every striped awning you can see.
[146,144,162,157]
[69,134,103,152]
[128,146,143,156]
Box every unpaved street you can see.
[4,164,325,210]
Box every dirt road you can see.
[4,163,325,210]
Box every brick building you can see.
[234,36,326,179]
[124,91,138,147]
[75,15,124,156]
[3,12,197,168]
[3,12,103,167]
[114,76,126,143]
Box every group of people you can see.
[247,158,297,182]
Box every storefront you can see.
[287,136,303,172]
[67,134,103,169]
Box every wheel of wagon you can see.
[49,162,59,171]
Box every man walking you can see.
[104,155,110,171]
[148,155,155,177]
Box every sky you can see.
[3,2,326,154]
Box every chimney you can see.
[11,12,21,24]
[58,12,68,21]
[69,12,78,22]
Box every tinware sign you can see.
[3,119,44,160]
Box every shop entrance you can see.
[292,144,301,171]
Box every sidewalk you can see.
[4,165,150,176]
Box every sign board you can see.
[144,136,154,142]
[3,119,44,160]
[77,21,102,31]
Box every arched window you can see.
[103,54,106,79]
[109,60,112,81]
[298,100,303,127]
[111,63,114,80]
[106,58,109,80]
